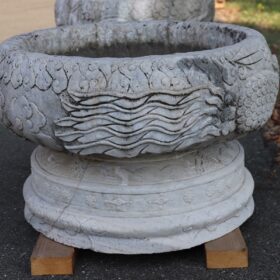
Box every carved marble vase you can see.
[0,20,278,254]
[55,0,215,25]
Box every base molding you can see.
[24,140,254,254]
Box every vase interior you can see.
[24,23,247,58]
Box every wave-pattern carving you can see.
[55,86,226,157]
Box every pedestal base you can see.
[24,141,254,254]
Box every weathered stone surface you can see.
[0,21,278,158]
[24,140,254,254]
[55,0,215,25]
[0,18,277,254]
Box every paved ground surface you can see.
[0,0,55,43]
[0,127,279,280]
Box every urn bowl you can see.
[0,20,279,158]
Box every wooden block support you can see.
[31,234,75,276]
[205,228,248,269]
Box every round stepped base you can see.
[24,140,254,254]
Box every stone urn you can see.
[55,0,215,25]
[0,20,278,254]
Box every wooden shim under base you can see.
[31,234,75,276]
[205,228,248,269]
[30,228,248,275]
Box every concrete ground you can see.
[0,1,279,279]
[0,128,280,280]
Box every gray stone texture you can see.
[24,140,254,254]
[55,0,215,25]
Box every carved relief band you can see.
[0,21,278,157]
